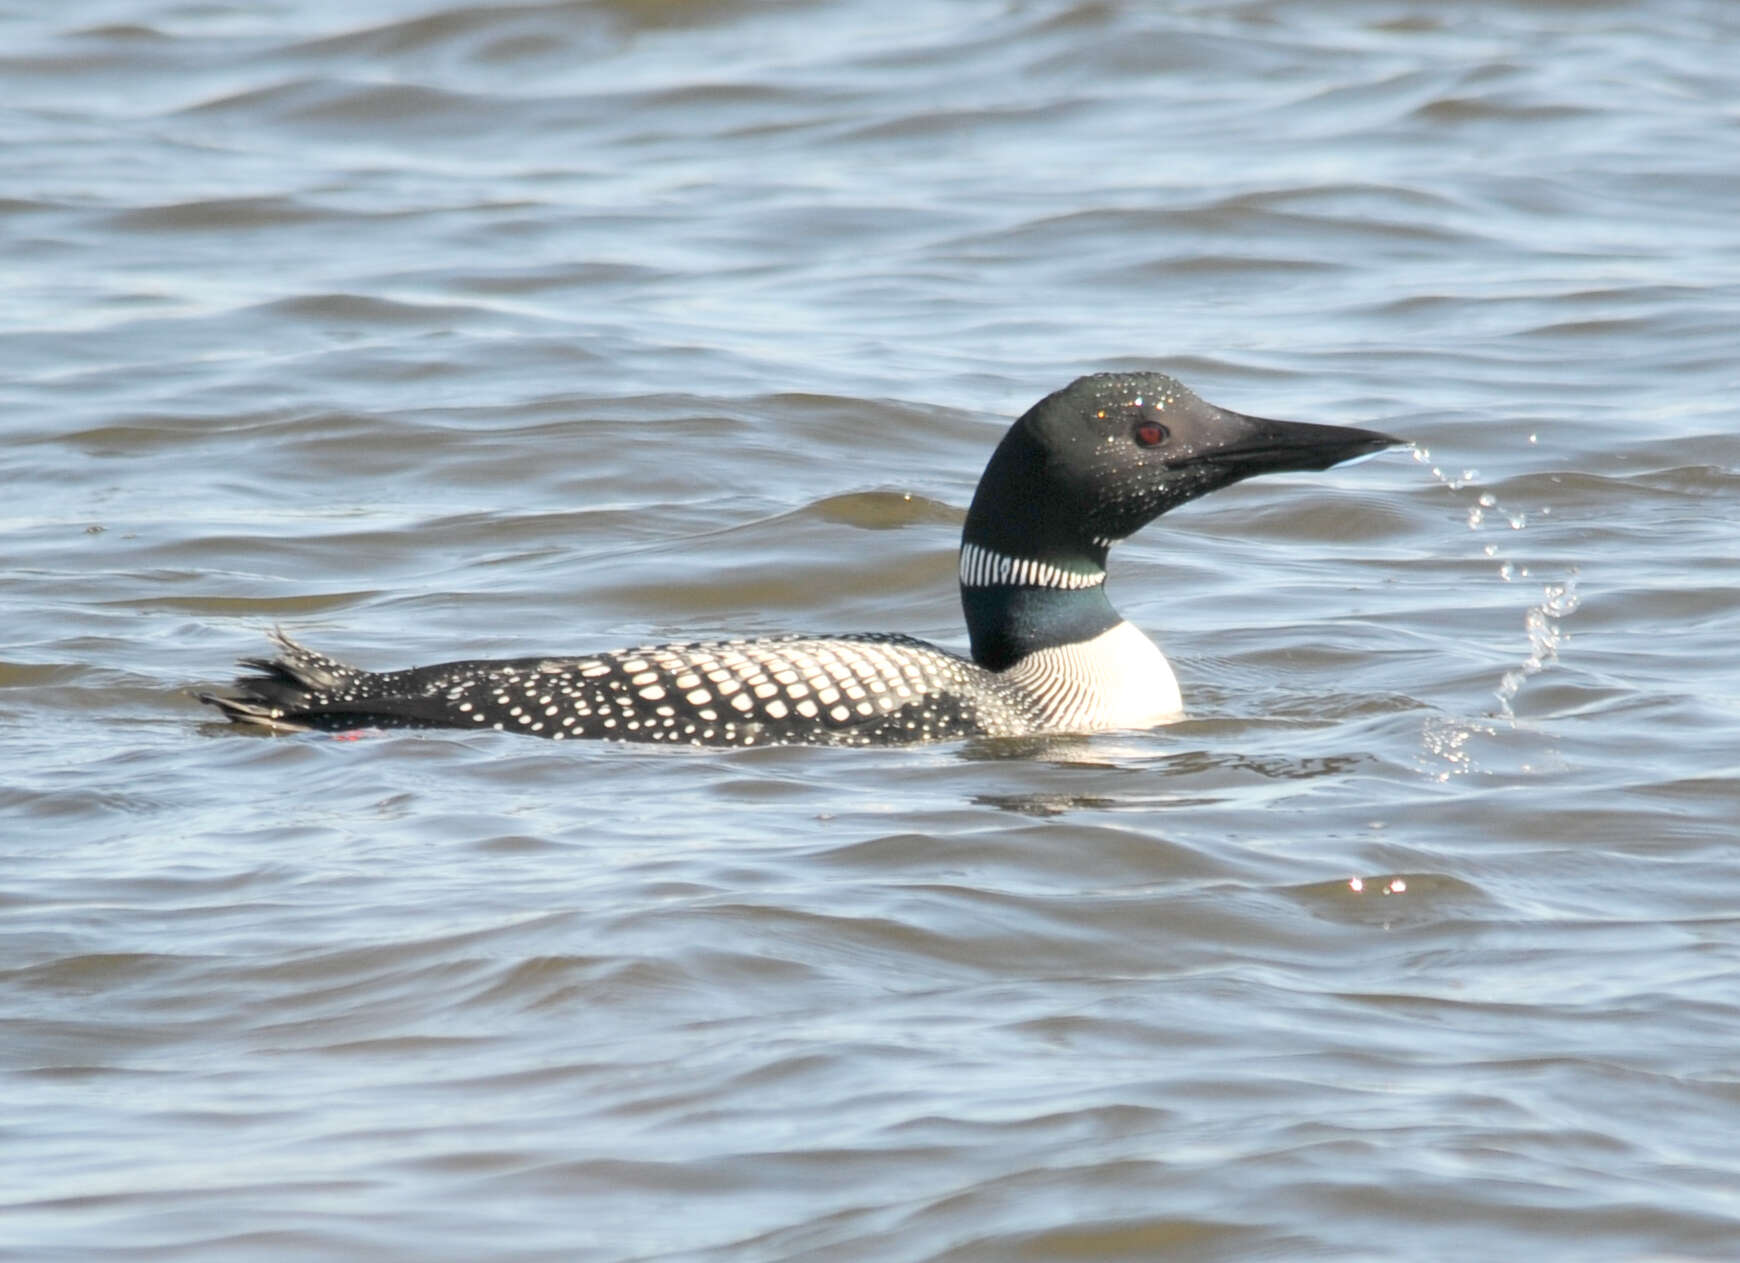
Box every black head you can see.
[962,372,1400,562]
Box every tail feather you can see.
[200,629,371,732]
[197,690,316,733]
[248,628,364,691]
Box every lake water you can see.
[4,1,1738,1258]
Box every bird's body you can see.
[202,373,1396,746]
[217,632,1043,745]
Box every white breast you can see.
[999,620,1184,733]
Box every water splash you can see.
[1493,572,1581,718]
[1412,443,1579,719]
[1409,441,1580,783]
[1420,712,1479,781]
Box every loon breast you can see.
[1001,620,1183,732]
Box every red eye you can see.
[1135,422,1168,447]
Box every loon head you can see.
[963,372,1401,560]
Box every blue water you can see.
[4,2,1739,1258]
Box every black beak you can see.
[1184,409,1403,477]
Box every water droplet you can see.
[1494,570,1580,716]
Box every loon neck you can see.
[958,420,1127,669]
[957,538,1183,728]
[958,539,1120,670]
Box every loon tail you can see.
[199,630,371,732]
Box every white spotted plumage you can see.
[210,630,1048,747]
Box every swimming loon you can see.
[201,372,1397,746]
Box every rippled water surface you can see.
[5,1,1740,1258]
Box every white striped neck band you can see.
[958,541,1106,590]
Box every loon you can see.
[201,372,1397,747]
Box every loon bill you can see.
[201,372,1399,746]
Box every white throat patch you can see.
[959,542,1106,591]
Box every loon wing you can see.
[200,631,1040,746]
